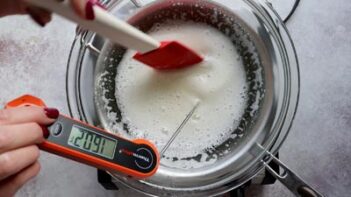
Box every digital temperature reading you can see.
[68,126,117,159]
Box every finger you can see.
[70,0,87,19]
[0,146,40,181]
[26,6,52,27]
[0,106,59,126]
[0,0,27,17]
[0,162,40,197]
[0,123,46,153]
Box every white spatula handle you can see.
[25,0,160,53]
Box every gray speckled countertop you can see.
[0,0,350,196]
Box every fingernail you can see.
[85,0,105,20]
[26,8,47,27]
[44,108,60,119]
[40,125,50,138]
[85,0,96,20]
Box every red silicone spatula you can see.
[25,0,203,69]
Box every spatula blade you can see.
[133,41,203,70]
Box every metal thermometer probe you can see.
[160,102,200,156]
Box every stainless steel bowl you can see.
[66,0,300,196]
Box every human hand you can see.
[0,106,59,197]
[0,0,99,26]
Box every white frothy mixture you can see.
[115,21,247,168]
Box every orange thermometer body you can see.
[6,95,159,178]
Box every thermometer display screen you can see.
[68,126,117,159]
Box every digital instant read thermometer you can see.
[6,95,159,179]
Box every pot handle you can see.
[262,152,324,197]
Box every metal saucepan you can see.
[65,0,323,196]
